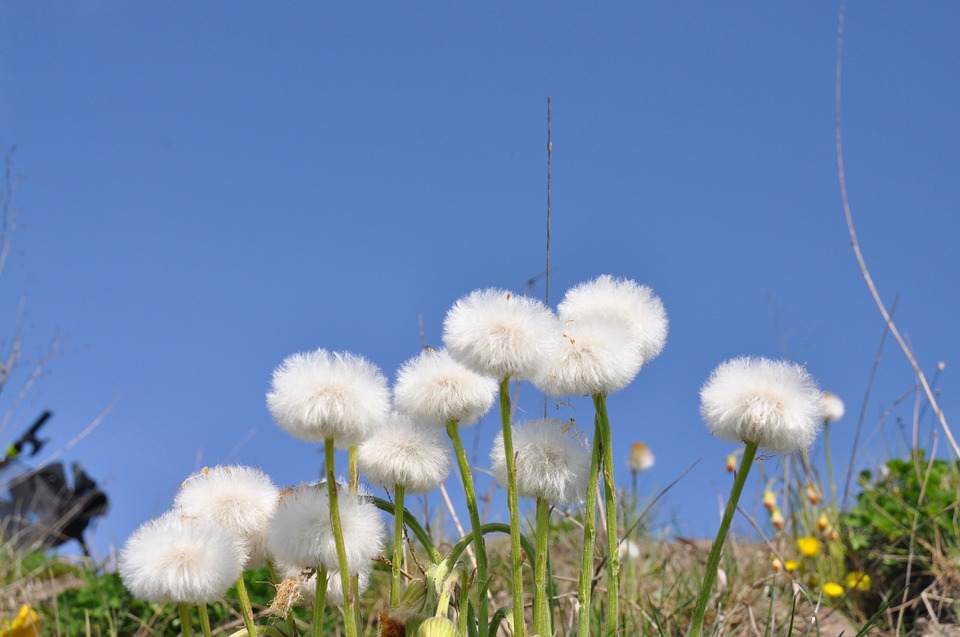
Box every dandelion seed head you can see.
[393,348,497,427]
[821,391,845,424]
[266,482,384,574]
[119,511,243,604]
[357,412,451,493]
[627,442,655,473]
[443,288,559,381]
[533,316,643,396]
[174,465,278,568]
[490,419,591,505]
[267,349,390,448]
[700,357,824,454]
[558,275,668,364]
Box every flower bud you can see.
[762,489,776,511]
[770,507,784,531]
[395,579,428,618]
[725,454,738,473]
[417,617,457,637]
[817,515,828,531]
[805,485,820,505]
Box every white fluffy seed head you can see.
[558,275,668,364]
[174,465,279,569]
[821,391,845,424]
[357,412,451,493]
[119,510,244,604]
[266,483,385,574]
[490,419,591,505]
[627,442,655,473]
[700,357,825,454]
[393,349,497,427]
[278,563,372,607]
[266,349,390,448]
[442,288,559,381]
[534,316,643,396]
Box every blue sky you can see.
[1,4,958,559]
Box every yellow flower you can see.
[822,582,844,598]
[845,571,872,591]
[796,536,821,557]
[0,604,39,637]
[784,560,799,572]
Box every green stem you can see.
[439,523,537,577]
[576,418,602,637]
[371,496,441,563]
[312,566,327,637]
[436,564,462,617]
[391,484,405,608]
[178,603,194,637]
[824,421,837,513]
[499,377,526,637]
[690,440,759,636]
[446,420,489,636]
[235,574,258,637]
[325,439,358,637]
[348,445,359,494]
[593,393,620,637]
[198,604,212,637]
[533,498,551,637]
[459,567,471,637]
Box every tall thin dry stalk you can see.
[834,8,959,460]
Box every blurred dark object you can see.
[0,412,109,556]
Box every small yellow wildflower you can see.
[845,571,872,591]
[797,536,821,557]
[0,604,39,637]
[784,560,799,572]
[822,582,844,598]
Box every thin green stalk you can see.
[459,568,471,637]
[371,496,441,563]
[235,574,258,637]
[178,603,194,637]
[348,445,359,494]
[198,604,212,637]
[823,421,837,513]
[325,438,358,637]
[312,566,327,637]
[690,440,759,636]
[499,377,526,637]
[438,522,537,579]
[593,392,620,636]
[436,565,462,617]
[532,498,551,637]
[446,419,489,636]
[576,418,602,637]
[391,484,405,607]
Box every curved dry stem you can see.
[834,8,959,459]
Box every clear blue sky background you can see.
[1,4,957,560]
